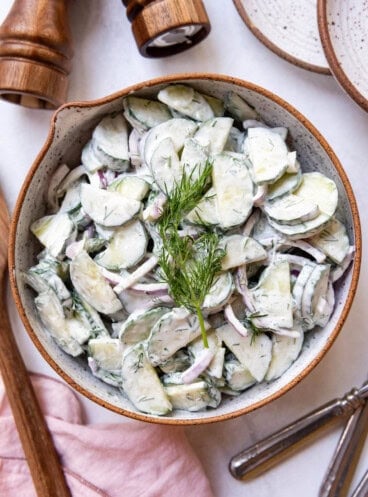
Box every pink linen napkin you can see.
[0,374,214,497]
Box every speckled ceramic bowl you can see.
[9,74,361,425]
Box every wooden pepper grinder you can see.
[122,0,211,57]
[0,0,73,109]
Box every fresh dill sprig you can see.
[157,163,224,348]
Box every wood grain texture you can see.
[122,0,210,57]
[0,0,73,108]
[0,191,71,497]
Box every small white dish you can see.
[318,0,368,112]
[233,0,330,74]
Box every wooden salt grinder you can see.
[122,0,211,57]
[0,0,73,109]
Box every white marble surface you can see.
[0,1,368,496]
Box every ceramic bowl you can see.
[9,73,361,425]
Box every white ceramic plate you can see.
[233,0,330,74]
[318,0,368,112]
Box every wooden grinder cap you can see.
[0,0,73,109]
[122,0,211,57]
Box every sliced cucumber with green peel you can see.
[268,213,331,239]
[149,137,182,193]
[108,175,150,201]
[121,343,172,416]
[202,272,233,314]
[144,118,197,166]
[224,359,256,391]
[81,140,104,173]
[220,235,267,270]
[35,290,83,357]
[147,308,208,366]
[123,96,171,133]
[245,127,289,185]
[264,194,320,225]
[266,170,302,200]
[212,153,253,229]
[95,220,147,270]
[31,213,75,258]
[92,114,129,171]
[216,323,272,382]
[301,264,330,329]
[224,92,258,121]
[194,117,233,154]
[164,381,220,411]
[180,138,209,180]
[119,307,168,346]
[89,337,123,373]
[185,187,219,226]
[250,261,293,330]
[80,183,141,227]
[203,94,225,117]
[308,218,350,264]
[70,250,123,315]
[265,329,304,381]
[158,84,214,121]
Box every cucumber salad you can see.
[26,85,354,416]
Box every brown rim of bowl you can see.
[9,72,361,425]
[317,0,368,112]
[233,0,331,75]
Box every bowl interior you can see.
[10,75,360,424]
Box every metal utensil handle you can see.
[229,386,366,480]
[319,400,368,497]
[351,469,368,497]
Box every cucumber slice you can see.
[294,172,338,217]
[212,153,253,229]
[224,359,256,391]
[225,127,245,153]
[265,329,304,381]
[159,350,191,374]
[292,263,316,321]
[308,218,350,264]
[301,264,330,330]
[250,261,293,330]
[194,117,233,154]
[81,140,104,173]
[164,381,220,411]
[180,138,209,180]
[119,307,168,346]
[185,187,219,226]
[220,235,267,270]
[89,337,123,373]
[108,175,150,200]
[266,170,302,200]
[80,183,141,227]
[270,173,337,238]
[224,92,258,121]
[147,308,208,366]
[31,213,75,258]
[245,127,289,185]
[71,292,109,338]
[144,118,197,166]
[216,323,272,382]
[149,137,181,192]
[123,96,171,133]
[92,114,129,170]
[202,272,233,314]
[121,343,172,416]
[95,220,147,270]
[203,94,225,117]
[158,85,214,121]
[314,280,335,327]
[268,213,331,239]
[35,290,83,357]
[264,194,320,225]
[70,250,123,314]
